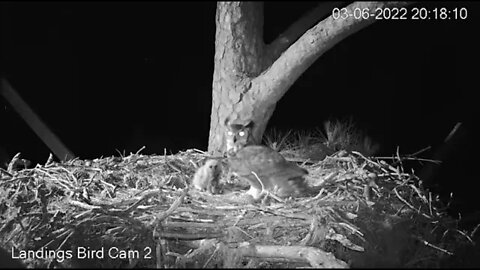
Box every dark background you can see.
[1,2,478,215]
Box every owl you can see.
[224,118,310,201]
[192,159,222,193]
[224,118,255,155]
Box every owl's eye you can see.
[227,131,233,136]
[239,131,245,137]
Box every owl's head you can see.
[224,118,255,154]
[204,159,220,173]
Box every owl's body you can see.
[192,159,221,193]
[225,118,310,201]
[228,145,309,199]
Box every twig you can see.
[44,153,55,167]
[159,232,223,240]
[285,157,316,165]
[444,122,462,142]
[135,146,146,155]
[319,187,340,201]
[251,171,284,203]
[302,188,325,204]
[203,243,221,268]
[415,236,453,256]
[154,190,187,224]
[237,242,349,268]
[408,183,428,204]
[115,149,125,158]
[110,190,160,214]
[192,148,208,155]
[410,146,432,157]
[376,156,441,165]
[300,216,318,245]
[7,153,21,174]
[0,167,13,177]
[69,200,101,210]
[233,210,246,227]
[253,207,311,221]
[471,223,480,238]
[337,222,363,237]
[393,187,431,219]
[396,146,404,175]
[251,171,266,197]
[453,229,474,245]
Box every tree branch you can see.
[252,1,409,106]
[265,1,346,65]
[235,242,349,268]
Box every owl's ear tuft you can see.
[224,117,231,127]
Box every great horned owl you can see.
[224,118,255,155]
[192,159,221,193]
[225,118,310,201]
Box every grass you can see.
[262,128,293,152]
[323,117,380,156]
[263,118,380,160]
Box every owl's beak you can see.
[227,148,236,157]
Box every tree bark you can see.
[208,1,409,155]
[208,2,265,155]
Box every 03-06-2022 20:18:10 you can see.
[331,6,468,21]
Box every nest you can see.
[0,149,476,268]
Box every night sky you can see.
[1,2,479,212]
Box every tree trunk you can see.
[208,1,409,155]
[208,2,267,155]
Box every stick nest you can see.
[0,149,476,268]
